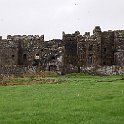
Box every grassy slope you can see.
[0,74,124,124]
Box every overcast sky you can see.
[0,0,124,40]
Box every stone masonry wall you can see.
[0,26,124,75]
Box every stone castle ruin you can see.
[0,26,124,75]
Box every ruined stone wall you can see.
[93,26,102,65]
[63,31,80,71]
[77,27,102,68]
[8,35,44,66]
[79,65,124,75]
[114,31,124,66]
[83,33,99,66]
[101,31,114,66]
[0,26,124,75]
[62,26,124,74]
[42,39,63,72]
[0,39,19,66]
[77,35,86,67]
[0,66,27,75]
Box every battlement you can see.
[7,35,44,41]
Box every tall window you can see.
[23,54,27,60]
[89,45,93,51]
[104,48,106,52]
[88,54,93,64]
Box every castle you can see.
[0,26,124,75]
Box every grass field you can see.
[0,73,124,124]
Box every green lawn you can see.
[0,73,124,124]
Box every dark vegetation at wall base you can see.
[0,26,124,75]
